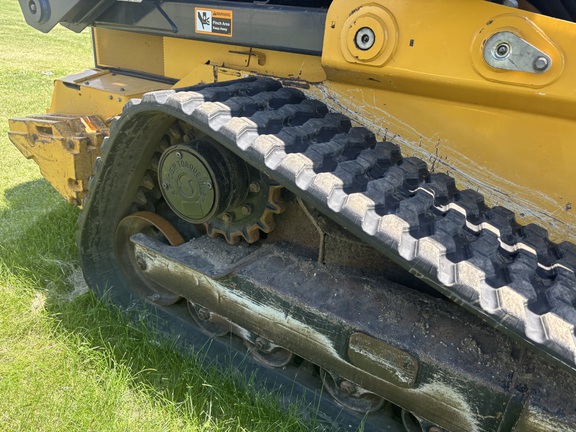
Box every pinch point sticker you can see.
[195,8,233,37]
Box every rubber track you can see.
[95,77,576,372]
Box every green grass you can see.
[0,4,313,431]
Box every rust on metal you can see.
[8,114,108,206]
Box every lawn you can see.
[0,3,312,431]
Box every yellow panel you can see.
[49,69,172,120]
[94,28,165,76]
[163,37,326,85]
[323,0,576,119]
[320,0,576,242]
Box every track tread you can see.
[82,78,576,372]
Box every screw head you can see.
[494,42,510,59]
[175,151,182,159]
[355,27,376,51]
[162,182,169,189]
[533,56,549,71]
[249,181,261,193]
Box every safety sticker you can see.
[195,8,233,38]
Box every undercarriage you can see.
[76,78,576,431]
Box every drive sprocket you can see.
[138,122,286,245]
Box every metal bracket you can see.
[483,31,551,74]
[228,49,267,66]
[19,0,116,33]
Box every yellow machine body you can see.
[10,0,576,241]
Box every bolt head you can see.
[241,204,253,215]
[249,182,261,193]
[222,212,234,223]
[339,380,356,396]
[533,56,549,71]
[136,258,147,271]
[254,337,269,351]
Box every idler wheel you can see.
[320,368,385,414]
[114,211,184,305]
[244,337,294,368]
[187,300,230,337]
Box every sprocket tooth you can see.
[134,188,148,206]
[242,226,261,243]
[205,224,219,238]
[225,231,242,245]
[257,212,277,234]
[267,186,286,214]
[205,224,241,245]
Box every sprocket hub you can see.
[157,136,284,244]
[158,142,249,224]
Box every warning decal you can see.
[195,8,233,38]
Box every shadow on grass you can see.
[1,180,315,432]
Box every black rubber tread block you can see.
[301,128,375,174]
[320,138,390,195]
[225,87,307,117]
[453,188,487,225]
[485,206,520,248]
[245,100,328,138]
[360,141,402,179]
[397,157,430,191]
[556,242,576,273]
[364,168,406,214]
[435,210,471,263]
[521,224,557,268]
[425,173,458,207]
[334,159,374,194]
[197,78,281,102]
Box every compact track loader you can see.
[9,0,576,430]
